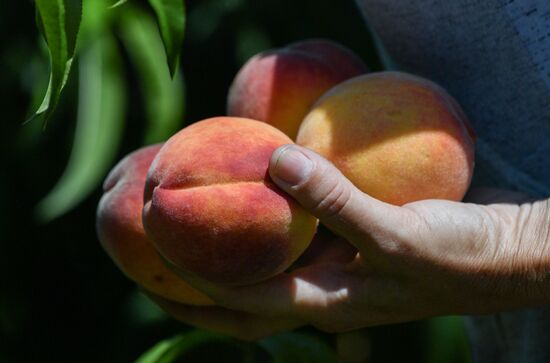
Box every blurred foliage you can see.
[427,316,472,363]
[0,0,471,362]
[36,12,126,221]
[34,0,185,221]
[119,6,185,144]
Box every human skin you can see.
[227,39,368,139]
[142,229,356,341]
[146,229,356,340]
[144,291,302,342]
[177,145,550,334]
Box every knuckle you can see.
[311,178,352,220]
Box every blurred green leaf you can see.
[31,0,82,127]
[80,0,117,34]
[120,6,185,143]
[35,7,46,40]
[110,0,129,8]
[147,0,185,77]
[35,32,126,222]
[259,332,338,363]
[126,291,167,325]
[427,316,472,363]
[135,330,234,363]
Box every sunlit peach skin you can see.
[96,144,213,306]
[227,39,368,139]
[297,71,476,205]
[142,117,318,286]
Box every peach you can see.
[297,71,476,205]
[142,117,318,286]
[227,39,368,139]
[96,144,213,306]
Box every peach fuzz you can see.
[142,117,318,286]
[227,39,368,139]
[297,71,476,205]
[96,144,213,306]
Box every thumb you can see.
[269,144,406,250]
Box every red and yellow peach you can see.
[227,39,368,139]
[142,117,318,286]
[297,71,476,205]
[96,144,213,306]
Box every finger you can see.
[306,237,358,266]
[269,144,415,253]
[144,291,303,341]
[290,227,358,269]
[182,261,354,324]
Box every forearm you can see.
[410,194,550,315]
[468,198,550,312]
[510,198,550,303]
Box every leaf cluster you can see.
[32,0,186,221]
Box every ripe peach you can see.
[96,144,213,306]
[142,117,318,286]
[297,71,476,205]
[227,39,368,139]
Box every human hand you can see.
[182,145,550,333]
[144,291,300,341]
[146,228,357,340]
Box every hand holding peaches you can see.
[97,38,550,338]
[188,144,547,332]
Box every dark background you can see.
[0,0,468,362]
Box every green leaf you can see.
[35,7,46,40]
[126,290,167,325]
[120,6,185,143]
[259,332,338,363]
[35,33,126,222]
[135,330,233,363]
[109,0,129,9]
[64,0,82,53]
[427,316,472,363]
[147,0,186,77]
[32,0,82,127]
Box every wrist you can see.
[481,198,550,310]
[432,198,550,314]
[511,199,550,303]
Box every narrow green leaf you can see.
[32,0,82,127]
[147,0,185,77]
[259,332,338,363]
[135,330,232,363]
[109,0,129,9]
[35,7,46,41]
[35,33,126,222]
[64,0,82,54]
[120,6,185,143]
